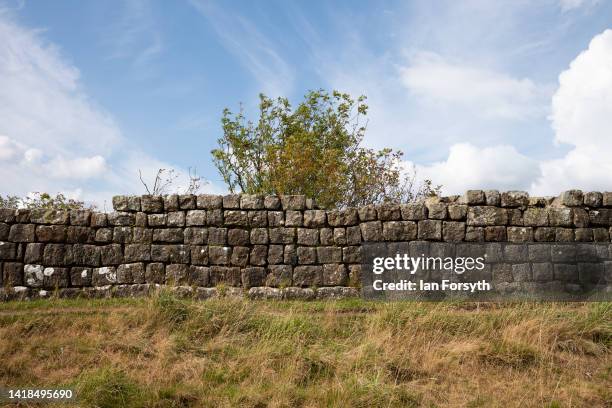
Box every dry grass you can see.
[0,293,609,407]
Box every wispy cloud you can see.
[189,0,294,97]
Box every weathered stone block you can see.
[183,227,207,245]
[70,267,92,286]
[512,263,531,281]
[523,208,548,226]
[559,190,583,207]
[209,246,231,265]
[223,194,241,209]
[178,195,196,210]
[267,211,284,227]
[189,266,209,286]
[166,264,189,285]
[284,244,297,265]
[163,194,179,211]
[90,213,107,227]
[24,243,44,264]
[418,220,442,240]
[92,266,116,286]
[532,263,552,282]
[346,226,361,245]
[9,224,35,242]
[206,209,223,226]
[383,221,417,241]
[267,245,283,264]
[43,244,73,266]
[554,264,578,282]
[317,246,342,263]
[228,228,249,246]
[42,267,69,288]
[241,267,266,288]
[575,228,593,242]
[529,244,551,262]
[578,263,603,284]
[297,247,317,264]
[95,228,113,243]
[249,228,268,245]
[107,212,135,226]
[322,264,347,286]
[425,202,447,220]
[534,227,555,242]
[358,205,377,222]
[123,244,150,262]
[503,244,528,262]
[264,195,281,210]
[555,228,574,242]
[501,191,529,208]
[343,246,361,263]
[492,264,513,283]
[377,204,401,221]
[230,246,249,266]
[0,209,16,223]
[73,244,101,266]
[101,244,123,265]
[303,210,326,227]
[448,205,467,220]
[443,221,465,242]
[297,228,319,246]
[134,212,147,227]
[147,214,166,227]
[145,263,165,284]
[30,209,69,224]
[552,244,576,262]
[327,208,358,226]
[185,210,206,226]
[248,210,268,227]
[573,208,589,228]
[208,227,227,245]
[463,190,486,205]
[151,244,189,263]
[224,210,249,226]
[190,245,208,265]
[465,226,484,242]
[280,195,306,210]
[250,245,267,266]
[285,210,303,227]
[269,228,295,244]
[240,195,263,210]
[584,192,603,208]
[293,265,322,287]
[549,208,573,227]
[360,221,382,242]
[24,264,44,287]
[112,196,140,212]
[67,226,94,243]
[333,228,346,245]
[3,262,23,285]
[319,228,333,245]
[197,194,223,209]
[266,265,292,287]
[594,228,609,242]
[69,210,91,226]
[400,203,427,220]
[507,209,523,226]
[507,227,533,243]
[36,225,66,242]
[117,263,145,284]
[484,190,501,206]
[209,266,241,286]
[153,228,183,243]
[467,206,508,226]
[0,223,8,241]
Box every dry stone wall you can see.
[1,189,611,300]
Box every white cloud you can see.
[399,52,548,120]
[531,29,612,194]
[0,12,223,206]
[409,143,540,195]
[559,0,600,12]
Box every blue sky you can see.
[1,0,611,206]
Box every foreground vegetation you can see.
[0,294,609,407]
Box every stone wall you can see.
[0,189,611,300]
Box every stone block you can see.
[532,263,553,282]
[241,266,266,288]
[549,208,573,227]
[555,228,574,242]
[223,194,241,209]
[317,246,342,263]
[250,228,269,245]
[189,265,209,286]
[346,226,361,245]
[285,210,303,227]
[322,264,347,286]
[228,228,249,246]
[584,192,602,208]
[443,221,465,242]
[95,228,113,243]
[377,204,401,221]
[66,226,94,244]
[267,245,284,264]
[284,245,297,265]
[293,265,322,287]
[191,245,209,265]
[248,210,268,227]
[70,267,92,286]
[43,244,73,266]
[123,244,150,262]
[178,195,196,210]
[297,247,317,264]
[383,221,417,241]
[319,228,333,245]
[503,244,528,262]
[148,214,166,227]
[501,191,529,208]
[507,227,533,242]
[250,245,267,266]
[551,244,576,262]
[240,195,264,209]
[163,195,179,211]
[360,221,382,242]
[24,264,44,287]
[36,225,66,242]
[559,190,583,207]
[166,264,189,285]
[467,206,508,226]
[578,263,603,284]
[140,195,164,213]
[534,227,555,242]
[327,208,358,226]
[418,220,442,240]
[554,264,578,282]
[463,190,486,205]
[304,210,326,227]
[9,224,35,242]
[343,246,361,263]
[30,209,69,225]
[145,263,165,284]
[151,244,189,263]
[153,228,183,243]
[512,263,531,281]
[297,228,319,246]
[267,211,285,227]
[448,205,467,220]
[425,202,447,219]
[280,195,306,210]
[465,226,484,242]
[101,244,123,265]
[358,205,377,222]
[209,266,241,286]
[333,228,346,245]
[575,228,593,242]
[185,210,206,226]
[594,228,609,241]
[73,244,101,266]
[230,246,249,266]
[224,210,249,226]
[184,227,207,245]
[523,208,548,226]
[92,266,116,286]
[400,203,427,220]
[208,227,227,245]
[264,195,281,210]
[209,246,231,265]
[24,243,44,264]
[117,263,145,284]
[269,228,295,244]
[69,210,91,226]
[42,267,69,288]
[197,194,223,209]
[266,265,292,287]
[484,190,501,206]
[3,262,23,285]
[206,209,223,226]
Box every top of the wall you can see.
[111,190,610,213]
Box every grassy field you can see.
[0,293,610,407]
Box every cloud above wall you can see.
[0,12,222,206]
[409,29,612,196]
